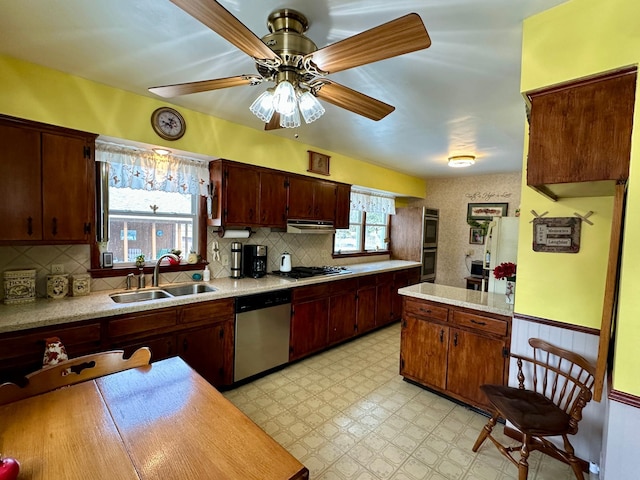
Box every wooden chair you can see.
[472,338,595,480]
[0,347,151,405]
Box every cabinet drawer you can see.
[404,298,448,322]
[376,272,394,285]
[0,322,101,360]
[357,275,377,289]
[452,310,507,336]
[329,278,358,294]
[179,299,234,324]
[293,283,330,302]
[108,308,177,339]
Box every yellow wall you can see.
[520,0,640,395]
[0,54,425,198]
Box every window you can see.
[107,187,197,264]
[334,210,389,254]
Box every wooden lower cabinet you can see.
[328,280,358,345]
[356,276,377,334]
[290,296,329,361]
[400,297,510,411]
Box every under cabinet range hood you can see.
[286,220,336,234]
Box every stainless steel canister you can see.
[230,242,243,278]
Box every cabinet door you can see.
[41,133,94,242]
[0,123,42,241]
[116,335,177,363]
[290,298,329,361]
[287,176,315,219]
[400,315,448,389]
[392,270,410,322]
[223,163,259,225]
[446,328,506,409]
[314,181,337,221]
[328,290,357,345]
[259,170,287,227]
[178,319,233,387]
[375,274,394,326]
[527,69,635,189]
[356,286,377,334]
[334,184,351,229]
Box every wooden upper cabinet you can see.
[222,162,259,226]
[41,133,95,242]
[287,176,315,219]
[335,183,351,229]
[259,170,287,228]
[209,159,350,227]
[526,67,637,200]
[0,115,96,243]
[287,175,337,221]
[0,123,42,241]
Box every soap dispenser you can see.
[202,265,211,282]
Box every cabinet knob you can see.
[183,338,188,351]
[439,329,444,343]
[51,217,58,235]
[453,332,458,346]
[27,217,33,236]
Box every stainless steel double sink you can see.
[109,283,217,304]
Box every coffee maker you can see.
[243,245,267,278]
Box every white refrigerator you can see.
[483,217,519,294]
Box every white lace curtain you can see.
[350,189,396,215]
[96,141,210,196]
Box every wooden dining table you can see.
[0,356,309,480]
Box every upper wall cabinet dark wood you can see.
[209,160,288,229]
[209,159,351,228]
[526,67,637,200]
[0,115,97,243]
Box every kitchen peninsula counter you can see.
[0,260,420,334]
[398,282,513,317]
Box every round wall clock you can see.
[151,107,186,141]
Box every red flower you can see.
[493,262,516,280]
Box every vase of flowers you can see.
[493,262,517,304]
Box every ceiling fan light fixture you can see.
[298,91,325,124]
[448,155,476,168]
[273,80,297,115]
[249,90,275,122]
[279,105,301,128]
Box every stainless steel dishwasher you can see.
[234,289,291,382]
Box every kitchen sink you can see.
[109,289,173,304]
[109,283,217,303]
[162,283,217,296]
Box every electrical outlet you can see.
[51,264,64,274]
[222,255,230,266]
[466,249,474,257]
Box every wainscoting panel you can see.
[509,316,606,467]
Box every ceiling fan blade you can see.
[310,13,431,74]
[149,75,261,97]
[314,81,395,121]
[265,112,282,131]
[170,0,279,62]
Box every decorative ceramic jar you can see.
[70,274,91,297]
[47,274,69,299]
[3,269,37,305]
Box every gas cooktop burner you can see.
[271,266,351,279]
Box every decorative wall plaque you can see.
[533,217,581,253]
[307,150,330,176]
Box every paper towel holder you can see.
[217,227,253,239]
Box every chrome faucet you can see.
[153,253,179,287]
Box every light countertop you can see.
[0,260,421,334]
[398,282,513,317]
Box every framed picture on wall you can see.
[469,228,484,245]
[467,202,508,221]
[307,150,331,176]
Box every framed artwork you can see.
[467,202,508,221]
[469,228,484,245]
[307,150,330,176]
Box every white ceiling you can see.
[0,0,566,179]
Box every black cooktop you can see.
[271,266,350,279]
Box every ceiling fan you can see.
[149,0,432,130]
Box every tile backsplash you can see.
[0,227,386,299]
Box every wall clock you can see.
[151,107,186,140]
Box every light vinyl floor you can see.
[224,323,577,480]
